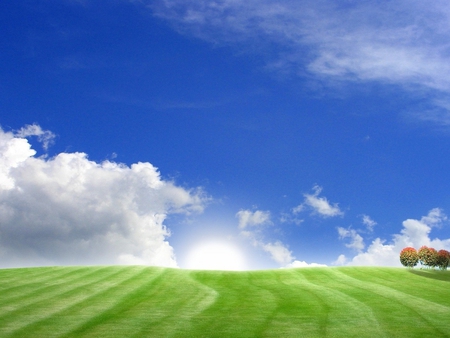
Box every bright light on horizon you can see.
[184,241,247,271]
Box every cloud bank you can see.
[0,125,207,268]
[151,0,450,125]
[337,208,450,266]
[285,260,327,268]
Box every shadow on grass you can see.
[408,269,450,283]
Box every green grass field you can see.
[0,266,449,337]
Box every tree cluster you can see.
[400,246,450,270]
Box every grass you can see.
[0,266,449,337]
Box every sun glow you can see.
[185,241,247,271]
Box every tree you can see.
[399,247,419,268]
[418,246,438,268]
[418,246,428,267]
[427,247,438,268]
[437,250,450,270]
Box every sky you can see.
[1,0,450,270]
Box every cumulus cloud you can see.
[294,185,343,218]
[236,209,271,229]
[151,0,450,125]
[332,254,347,266]
[0,126,207,268]
[337,227,365,252]
[338,208,450,266]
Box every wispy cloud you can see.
[361,214,377,232]
[236,209,271,229]
[0,125,207,268]
[294,185,343,218]
[279,212,303,226]
[236,208,295,265]
[261,241,294,266]
[15,124,56,151]
[236,208,323,267]
[151,0,450,125]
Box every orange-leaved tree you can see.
[399,247,419,268]
[418,246,438,268]
[437,249,450,270]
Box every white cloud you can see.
[337,227,365,252]
[261,241,294,266]
[419,207,446,227]
[285,260,327,268]
[0,126,207,268]
[361,214,377,232]
[236,209,271,229]
[236,212,294,266]
[292,204,304,214]
[346,239,397,267]
[151,0,450,125]
[342,208,450,266]
[279,212,303,225]
[238,217,320,268]
[15,123,56,151]
[332,254,347,266]
[295,185,343,218]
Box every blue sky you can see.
[1,0,450,269]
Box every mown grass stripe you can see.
[340,267,450,307]
[61,268,217,338]
[0,266,103,305]
[329,268,450,337]
[129,269,219,337]
[185,270,280,337]
[0,266,449,337]
[0,266,126,336]
[60,267,168,337]
[187,269,350,337]
[0,266,68,287]
[0,266,89,301]
[304,268,449,337]
[295,269,388,338]
[250,269,331,338]
[5,266,156,338]
[305,268,432,337]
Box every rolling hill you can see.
[0,266,449,337]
